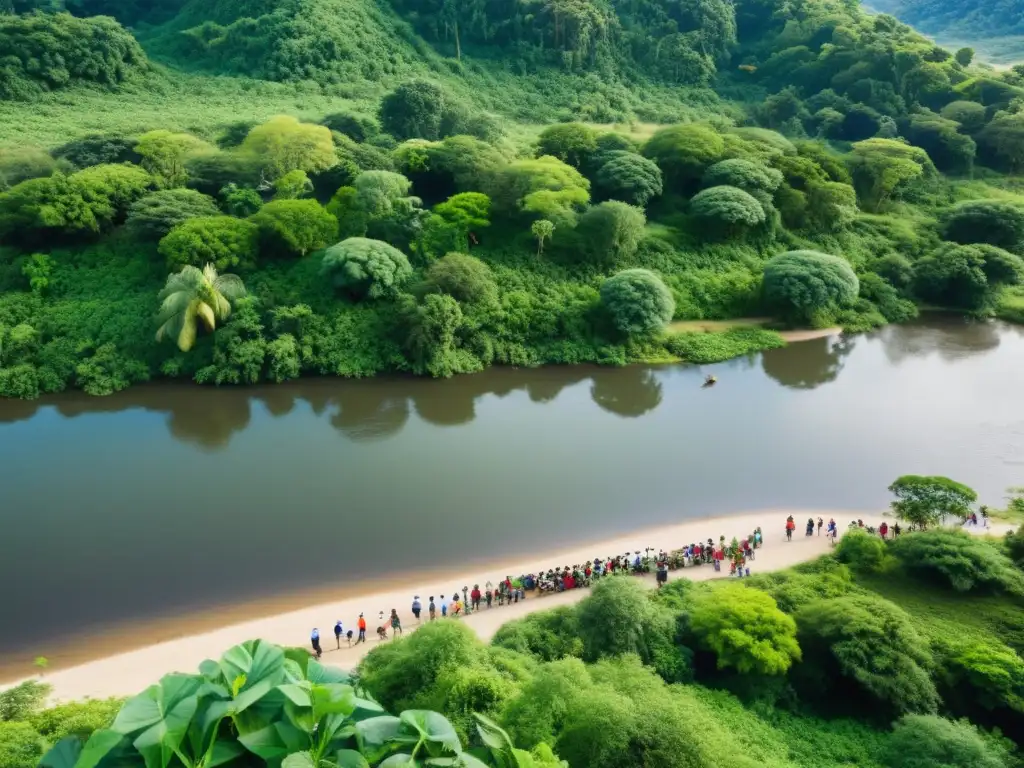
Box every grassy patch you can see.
[664,327,786,364]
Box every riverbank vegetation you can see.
[7,509,1023,768]
[3,0,1024,399]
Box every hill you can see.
[2,0,1024,399]
[867,0,1024,64]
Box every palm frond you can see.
[155,290,194,326]
[211,292,232,321]
[213,273,247,301]
[158,266,203,302]
[177,302,199,352]
[196,301,216,333]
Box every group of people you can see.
[306,526,768,657]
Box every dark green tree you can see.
[600,269,675,335]
[762,251,859,324]
[321,237,413,299]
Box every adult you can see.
[411,596,422,622]
[786,516,795,541]
[390,608,402,636]
[311,628,322,659]
[656,560,668,588]
[471,584,481,610]
[879,521,888,539]
[356,613,367,644]
[334,620,343,649]
[428,596,436,620]
[440,594,448,617]
[817,517,823,536]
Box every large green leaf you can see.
[332,749,370,768]
[207,739,246,768]
[132,677,201,768]
[277,683,312,708]
[305,660,351,685]
[472,714,511,753]
[187,697,231,759]
[282,647,310,678]
[399,711,460,755]
[219,641,285,693]
[312,684,356,720]
[112,686,162,736]
[38,737,82,768]
[281,751,316,768]
[377,754,415,767]
[237,721,306,764]
[349,697,386,724]
[74,729,124,768]
[198,660,222,681]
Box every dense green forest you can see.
[867,0,1024,65]
[2,0,1024,398]
[4,511,1024,768]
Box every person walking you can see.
[440,595,448,618]
[390,609,402,637]
[356,613,367,644]
[411,596,422,622]
[310,628,322,659]
[786,516,795,541]
[471,584,481,611]
[428,596,436,620]
[817,517,823,536]
[334,620,343,649]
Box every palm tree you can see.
[155,264,246,352]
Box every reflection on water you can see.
[1,316,1022,667]
[0,317,1016,448]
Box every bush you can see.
[158,216,260,272]
[941,201,1024,251]
[689,584,801,675]
[600,269,675,335]
[491,607,584,661]
[379,79,449,141]
[536,123,598,168]
[642,124,725,192]
[914,244,1024,311]
[888,529,1024,595]
[702,159,783,194]
[794,594,939,716]
[835,528,887,571]
[762,250,859,325]
[577,201,646,263]
[250,199,337,258]
[664,328,785,363]
[238,116,336,180]
[689,185,766,234]
[882,715,1012,768]
[51,133,138,170]
[937,637,1024,717]
[321,237,412,299]
[593,152,663,207]
[0,148,55,191]
[424,252,497,304]
[126,189,221,239]
[0,12,145,100]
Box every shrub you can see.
[576,579,680,671]
[0,12,145,100]
[379,79,449,141]
[135,131,213,188]
[937,637,1024,716]
[250,199,337,258]
[577,201,646,263]
[702,159,783,194]
[486,156,590,227]
[664,328,785,363]
[914,244,1024,311]
[158,216,260,272]
[0,148,56,191]
[689,185,766,234]
[424,252,497,304]
[882,715,1012,768]
[689,584,801,675]
[762,250,859,324]
[593,152,663,207]
[888,529,1024,595]
[126,189,221,239]
[491,607,584,661]
[321,237,412,299]
[940,101,988,133]
[51,133,138,170]
[600,269,675,335]
[643,124,725,191]
[536,123,598,168]
[941,200,1024,251]
[238,116,336,180]
[794,594,939,716]
[835,528,887,571]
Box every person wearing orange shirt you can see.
[356,613,367,644]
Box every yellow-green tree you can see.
[155,264,246,352]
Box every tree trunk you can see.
[454,20,461,60]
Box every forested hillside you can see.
[2,0,1024,399]
[868,0,1024,64]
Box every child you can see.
[485,589,493,608]
[428,596,436,620]
[310,628,322,659]
[411,596,422,622]
[440,595,448,618]
[390,608,402,636]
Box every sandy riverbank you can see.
[3,508,901,703]
[666,318,842,342]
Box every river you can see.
[1,316,1022,677]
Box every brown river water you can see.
[0,316,1022,675]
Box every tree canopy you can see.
[762,251,859,324]
[600,269,675,335]
[321,237,413,299]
